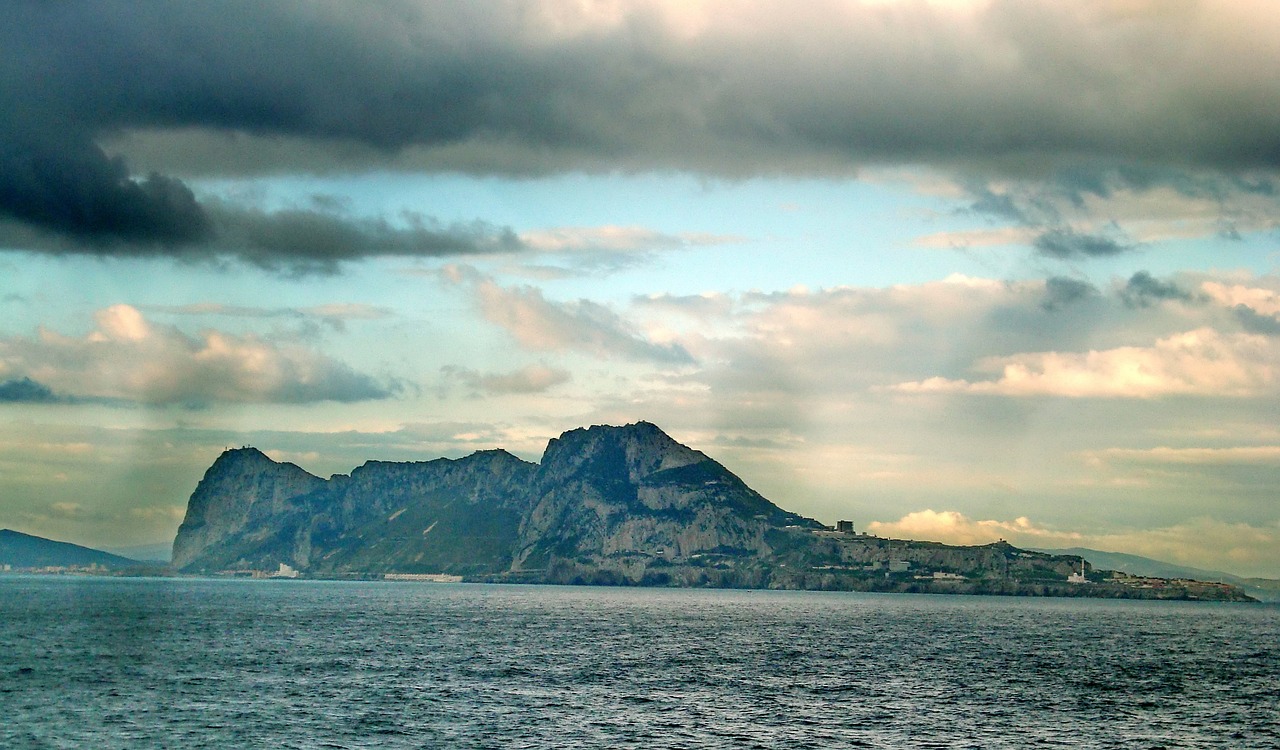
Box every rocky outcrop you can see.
[168,422,1258,602]
[171,447,325,569]
[512,422,816,575]
[172,447,538,575]
[171,422,820,577]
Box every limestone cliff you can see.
[172,422,823,577]
[168,423,1256,601]
[172,448,536,575]
[171,448,325,570]
[513,422,817,578]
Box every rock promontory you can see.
[171,422,1256,601]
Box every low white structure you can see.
[384,573,463,583]
[270,563,300,578]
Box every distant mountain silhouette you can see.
[0,529,141,569]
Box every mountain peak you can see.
[212,445,274,466]
[171,445,325,569]
[539,421,704,484]
[173,419,818,576]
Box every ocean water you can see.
[1,577,1277,749]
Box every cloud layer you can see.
[446,266,695,364]
[0,305,395,405]
[895,328,1277,398]
[867,509,1280,578]
[4,1,1280,261]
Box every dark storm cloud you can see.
[206,203,522,273]
[1233,306,1280,336]
[1032,229,1134,259]
[0,132,212,246]
[4,1,1280,256]
[965,186,1029,223]
[9,1,1280,172]
[0,198,523,272]
[1040,277,1098,311]
[1121,272,1199,308]
[0,377,61,404]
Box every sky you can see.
[2,0,1279,577]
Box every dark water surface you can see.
[2,577,1277,749]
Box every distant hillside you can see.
[0,529,142,569]
[1033,547,1280,603]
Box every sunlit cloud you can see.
[868,509,1280,578]
[0,305,398,405]
[893,328,1277,398]
[869,509,1078,545]
[1202,281,1280,317]
[443,266,695,364]
[1085,445,1280,466]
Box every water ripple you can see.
[1,578,1277,749]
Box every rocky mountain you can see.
[511,422,815,579]
[173,446,536,575]
[173,422,819,580]
[171,422,1256,601]
[170,446,327,570]
[0,529,141,570]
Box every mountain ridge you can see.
[168,422,1256,601]
[0,529,142,570]
[172,421,822,579]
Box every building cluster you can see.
[0,563,111,575]
[813,520,877,540]
[214,562,301,579]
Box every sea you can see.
[2,577,1277,749]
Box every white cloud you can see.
[128,505,187,523]
[1087,518,1280,578]
[442,364,572,395]
[519,225,741,253]
[445,267,694,364]
[1086,445,1280,465]
[868,509,1076,546]
[0,305,395,405]
[914,226,1036,249]
[894,327,1277,398]
[1201,281,1280,316]
[868,509,1280,577]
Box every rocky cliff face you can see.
[170,422,819,577]
[513,422,815,578]
[171,448,325,570]
[169,423,1257,601]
